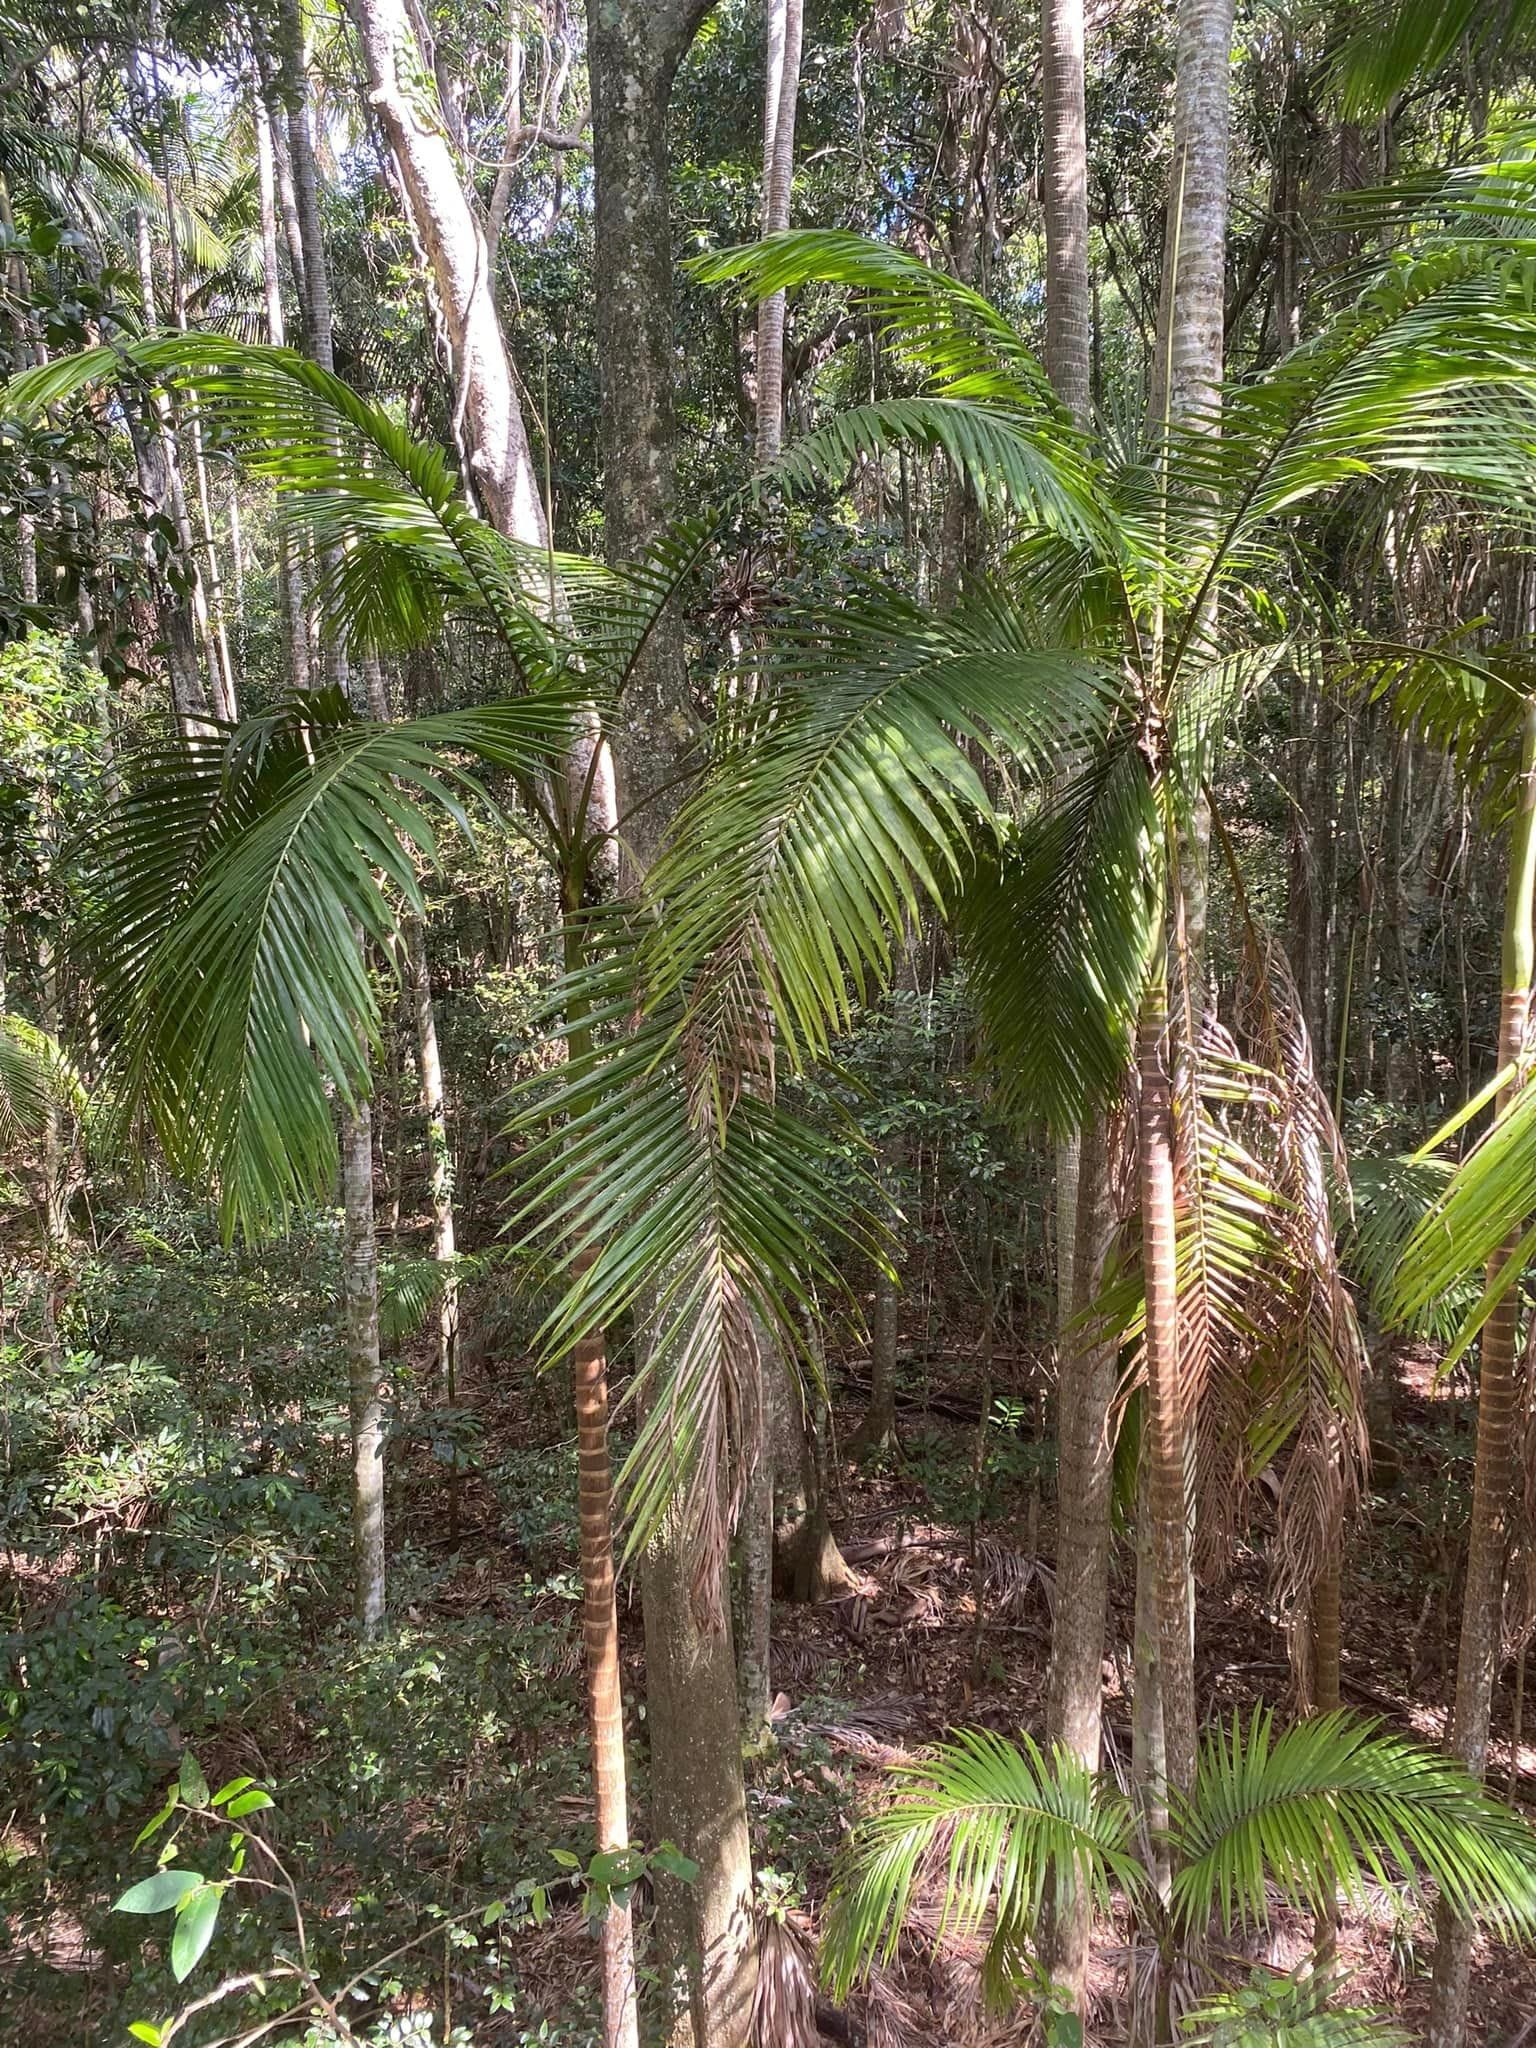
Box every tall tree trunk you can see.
[1040,0,1091,429]
[1427,694,1536,2048]
[277,0,334,373]
[349,0,545,541]
[342,1097,386,1635]
[251,72,312,690]
[1153,0,1236,429]
[407,916,459,1397]
[1137,943,1198,1799]
[753,0,802,462]
[736,4,803,1729]
[1043,1114,1119,2004]
[1037,0,1119,2002]
[585,6,756,2042]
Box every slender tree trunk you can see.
[1043,1115,1119,2004]
[277,0,333,373]
[585,6,757,2041]
[855,1257,900,1460]
[1427,695,1536,2048]
[252,74,312,689]
[1040,0,1091,429]
[1137,944,1198,1799]
[342,1097,386,1635]
[732,0,804,1743]
[405,917,459,1397]
[753,0,802,462]
[1152,0,1236,428]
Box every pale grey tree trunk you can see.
[753,0,802,462]
[1040,0,1091,428]
[1153,0,1235,430]
[252,76,312,690]
[350,0,545,542]
[342,1096,386,1635]
[278,0,334,373]
[586,5,756,2042]
[407,915,458,1396]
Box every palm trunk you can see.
[1044,1114,1118,2004]
[1137,944,1198,1798]
[855,1257,900,1460]
[278,0,333,372]
[342,1097,386,1635]
[753,0,803,462]
[1040,0,1091,429]
[572,1289,639,2047]
[1427,694,1536,2048]
[586,5,757,2039]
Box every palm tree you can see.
[816,1708,1536,2045]
[687,216,1536,1819]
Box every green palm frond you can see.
[9,339,568,679]
[692,231,1105,540]
[646,584,1124,1069]
[1389,1067,1536,1364]
[0,1013,87,1149]
[1176,1708,1536,1941]
[504,931,884,1607]
[818,1728,1141,2003]
[1332,0,1536,115]
[1345,1152,1469,1344]
[97,690,578,1239]
[960,740,1158,1132]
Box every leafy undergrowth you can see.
[4,1270,1535,2045]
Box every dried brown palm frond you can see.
[752,1912,821,2048]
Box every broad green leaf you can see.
[114,1869,202,1915]
[169,1885,221,1983]
[222,1790,273,1819]
[210,1777,255,1809]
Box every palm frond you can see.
[1175,1708,1536,1941]
[646,583,1125,1071]
[0,1013,86,1149]
[503,928,884,1614]
[97,690,578,1239]
[1181,1967,1411,2048]
[1389,1066,1536,1360]
[960,740,1159,1133]
[818,1728,1141,2002]
[1332,0,1536,115]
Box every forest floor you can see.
[8,1333,1536,2045]
[393,1339,1536,2044]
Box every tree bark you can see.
[585,7,756,2042]
[1137,945,1198,1799]
[1043,1114,1118,2005]
[753,0,803,461]
[406,915,458,1397]
[251,73,312,690]
[1153,0,1236,428]
[277,0,334,373]
[1040,0,1091,429]
[1427,694,1536,2048]
[350,0,546,542]
[342,1097,386,1635]
[855,1257,900,1460]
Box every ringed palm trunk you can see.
[1427,694,1536,2048]
[1044,1114,1119,2001]
[1137,938,1198,1800]
[562,913,640,2048]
